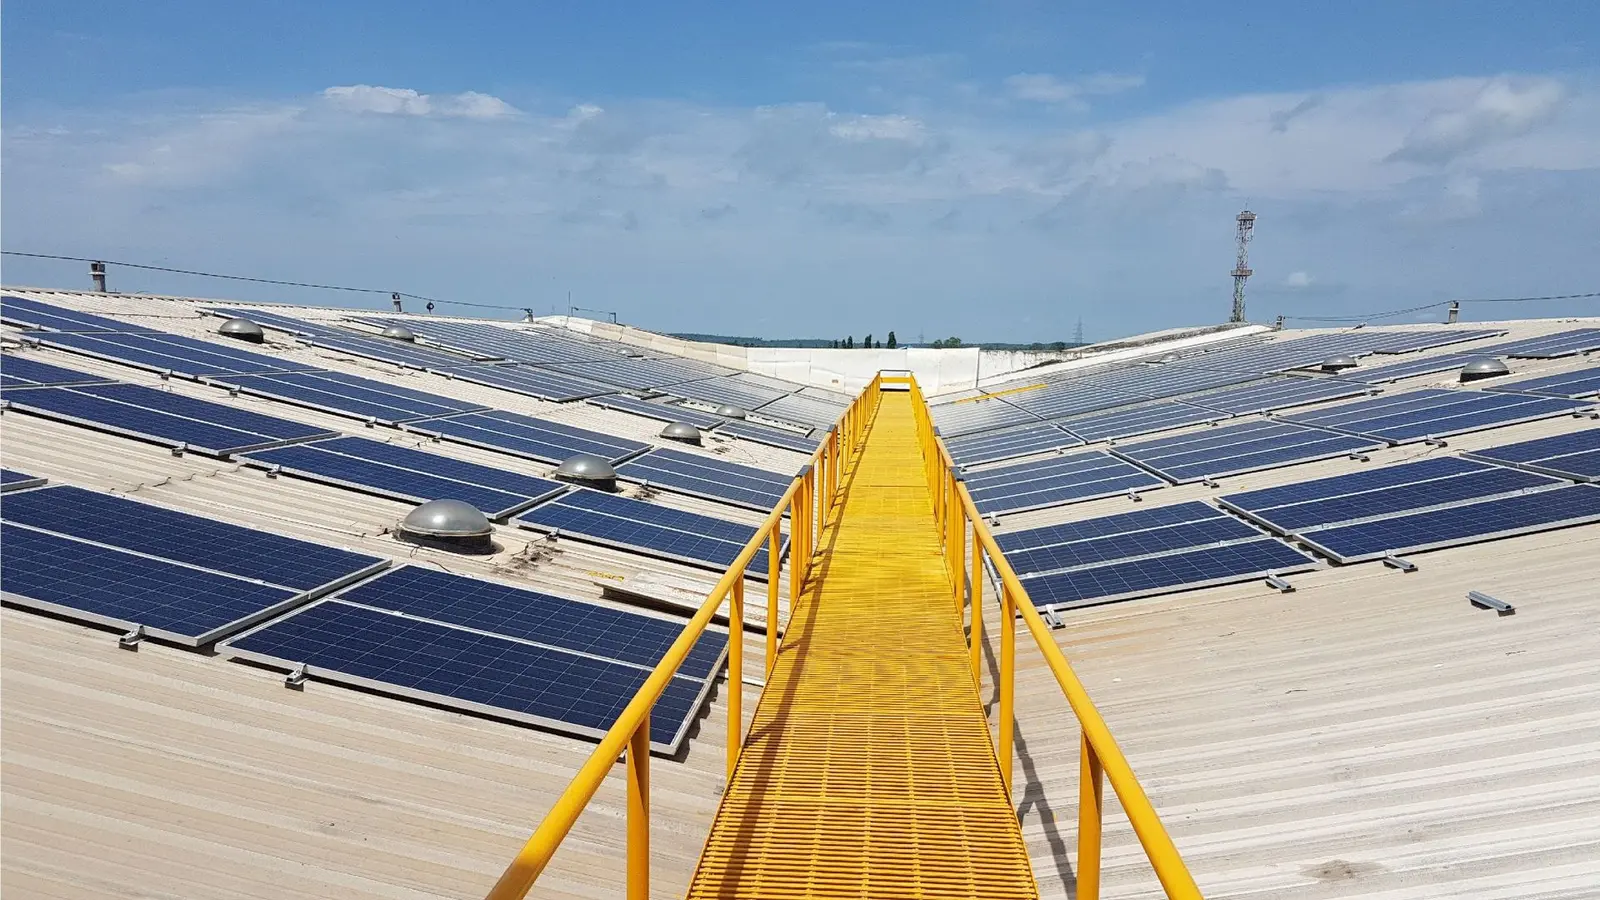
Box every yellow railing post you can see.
[766,530,779,677]
[999,583,1015,797]
[1078,731,1105,900]
[626,713,650,900]
[727,581,743,781]
[969,534,984,688]
[950,468,965,616]
[788,494,801,613]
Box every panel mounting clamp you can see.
[1264,573,1295,593]
[170,443,188,457]
[1202,477,1221,489]
[1468,590,1515,616]
[118,625,145,651]
[1382,554,1418,573]
[1348,451,1370,462]
[1424,437,1449,448]
[285,663,309,690]
[1126,490,1143,502]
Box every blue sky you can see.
[4,1,1597,341]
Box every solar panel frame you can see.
[751,393,847,430]
[0,354,117,391]
[1,295,162,333]
[1016,537,1318,611]
[1283,389,1593,444]
[205,307,347,338]
[996,501,1226,554]
[1003,516,1265,579]
[2,383,340,457]
[586,393,727,428]
[1491,329,1600,359]
[712,419,820,454]
[240,437,568,518]
[1365,328,1509,353]
[304,333,477,370]
[615,447,794,512]
[965,452,1165,516]
[404,409,651,465]
[515,487,780,576]
[1484,367,1600,400]
[206,370,488,425]
[1111,421,1383,484]
[668,378,793,411]
[1184,376,1376,416]
[0,469,47,492]
[428,364,616,402]
[946,423,1082,466]
[930,397,1042,438]
[1332,352,1483,385]
[1215,456,1488,516]
[220,597,716,753]
[1054,400,1226,443]
[1463,429,1600,482]
[28,331,318,379]
[1296,484,1600,563]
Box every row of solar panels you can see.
[2,295,834,446]
[0,480,728,752]
[988,429,1600,611]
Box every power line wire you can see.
[1279,291,1600,324]
[0,250,525,312]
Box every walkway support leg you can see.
[1078,731,1106,900]
[627,712,649,900]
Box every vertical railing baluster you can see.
[766,529,779,677]
[626,713,650,900]
[1079,731,1106,900]
[727,583,743,781]
[970,532,984,688]
[999,584,1015,796]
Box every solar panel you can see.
[587,393,727,428]
[517,487,779,575]
[714,419,819,454]
[1485,367,1600,400]
[0,468,47,492]
[1216,456,1486,515]
[30,331,316,379]
[1297,484,1600,563]
[0,354,116,390]
[1002,386,1151,421]
[1366,329,1508,353]
[305,333,476,370]
[222,599,714,752]
[615,447,793,511]
[206,307,347,338]
[429,364,614,401]
[406,409,649,464]
[1111,421,1382,484]
[241,437,566,518]
[1017,538,1317,610]
[1490,329,1600,359]
[3,383,339,456]
[668,377,792,411]
[1219,462,1564,535]
[548,358,719,390]
[1,295,161,333]
[930,397,1041,438]
[2,485,387,591]
[996,501,1226,554]
[947,423,1081,466]
[1333,352,1483,384]
[209,370,487,424]
[752,393,846,430]
[1,490,386,644]
[1003,515,1263,579]
[317,566,728,680]
[1185,376,1375,415]
[964,452,1164,516]
[1464,429,1600,482]
[1054,401,1224,443]
[356,318,617,364]
[1283,389,1593,444]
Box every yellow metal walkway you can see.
[686,392,1038,899]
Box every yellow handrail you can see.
[485,374,885,900]
[907,376,1203,900]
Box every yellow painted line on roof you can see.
[685,392,1038,900]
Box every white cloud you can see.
[1284,270,1314,288]
[1005,72,1144,108]
[321,84,517,118]
[1389,77,1566,163]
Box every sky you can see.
[3,1,1598,342]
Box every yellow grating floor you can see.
[685,392,1039,900]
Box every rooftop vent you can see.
[659,421,702,445]
[1320,355,1359,372]
[715,405,749,419]
[1160,353,1180,363]
[554,453,617,489]
[217,317,265,344]
[1460,357,1510,382]
[396,499,494,554]
[381,324,417,342]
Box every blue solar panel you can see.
[429,364,614,401]
[1003,516,1263,578]
[1334,352,1482,384]
[241,437,565,518]
[1,295,161,333]
[550,357,734,390]
[930,397,1041,437]
[222,599,710,751]
[753,393,846,430]
[1298,485,1600,563]
[615,447,793,511]
[207,307,345,338]
[714,420,819,454]
[0,468,47,492]
[996,501,1224,554]
[1185,376,1374,415]
[1486,367,1600,400]
[1112,422,1379,484]
[965,452,1164,516]
[1285,389,1592,443]
[0,354,117,390]
[306,333,474,370]
[518,488,777,575]
[946,423,1080,466]
[3,383,338,456]
[1492,329,1600,359]
[327,566,727,680]
[1,485,386,592]
[32,331,315,379]
[1221,465,1563,534]
[1216,457,1486,513]
[407,409,649,464]
[1365,329,1508,353]
[1464,430,1600,482]
[1055,401,1224,443]
[587,393,726,428]
[1,522,301,644]
[668,378,792,411]
[1527,449,1600,480]
[211,370,486,424]
[1017,538,1317,610]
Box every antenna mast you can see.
[1230,209,1256,323]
